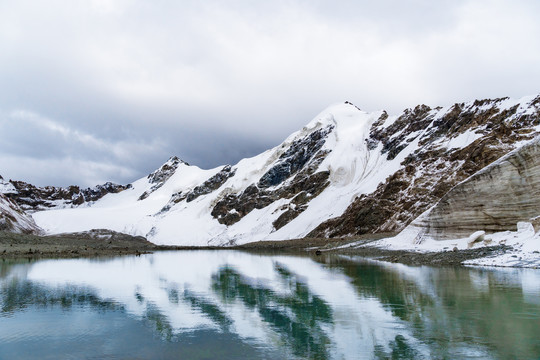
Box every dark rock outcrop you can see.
[4,180,131,211]
[211,125,334,228]
[139,156,186,201]
[370,104,434,160]
[157,165,237,214]
[186,165,236,203]
[211,168,330,227]
[81,182,132,203]
[258,125,333,188]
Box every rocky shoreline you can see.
[235,235,516,267]
[0,230,176,259]
[0,230,527,268]
[329,242,513,267]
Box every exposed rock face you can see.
[210,126,334,227]
[157,165,236,213]
[139,156,185,200]
[3,179,131,211]
[258,125,333,188]
[186,165,236,203]
[0,193,41,234]
[81,182,132,203]
[211,168,330,227]
[414,138,540,240]
[271,170,330,230]
[309,96,540,237]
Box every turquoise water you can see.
[1,251,539,359]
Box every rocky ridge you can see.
[139,156,185,200]
[0,176,131,212]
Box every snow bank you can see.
[355,221,540,268]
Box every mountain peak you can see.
[138,156,190,201]
[344,101,361,111]
[147,156,188,182]
[166,156,189,167]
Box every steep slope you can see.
[0,193,41,234]
[32,95,540,246]
[409,136,540,240]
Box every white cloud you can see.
[0,0,539,185]
[0,110,168,186]
[0,155,138,188]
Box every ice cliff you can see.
[412,136,540,240]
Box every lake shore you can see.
[0,230,177,259]
[0,230,517,267]
[235,234,513,267]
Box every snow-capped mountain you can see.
[27,94,540,246]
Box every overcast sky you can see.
[1,0,539,187]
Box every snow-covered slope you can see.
[32,95,540,246]
[33,103,389,245]
[0,193,41,234]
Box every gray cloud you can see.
[0,0,539,186]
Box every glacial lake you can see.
[1,251,539,360]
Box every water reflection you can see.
[0,252,539,359]
[212,264,333,359]
[1,278,123,315]
[331,257,540,359]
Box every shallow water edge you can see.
[1,251,539,359]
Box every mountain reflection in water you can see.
[1,252,539,359]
